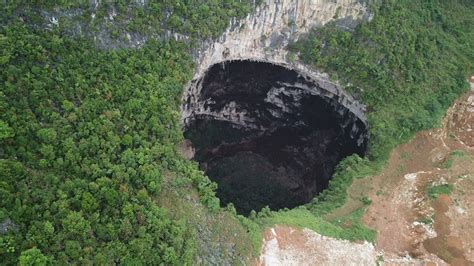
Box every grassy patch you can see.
[439,150,471,169]
[450,150,467,158]
[400,151,411,160]
[427,184,454,200]
[257,208,345,239]
[245,206,376,254]
[308,154,378,217]
[419,215,435,225]
[242,207,347,254]
[329,208,377,242]
[440,158,454,169]
[361,196,372,206]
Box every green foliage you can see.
[329,208,376,242]
[290,0,473,163]
[427,184,454,200]
[0,120,14,141]
[419,215,435,225]
[172,159,222,211]
[308,154,377,216]
[257,208,346,238]
[36,128,57,143]
[2,0,254,42]
[287,0,473,218]
[235,214,262,256]
[0,19,215,264]
[376,255,384,265]
[361,196,372,206]
[440,158,454,169]
[450,150,467,157]
[247,206,376,254]
[0,3,257,262]
[439,150,470,168]
[19,248,49,266]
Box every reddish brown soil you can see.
[424,195,469,264]
[362,89,474,265]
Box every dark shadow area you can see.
[184,60,368,215]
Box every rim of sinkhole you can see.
[181,60,368,215]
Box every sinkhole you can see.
[182,60,368,215]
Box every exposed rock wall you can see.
[184,61,368,214]
[183,0,372,128]
[186,60,368,146]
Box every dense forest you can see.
[0,1,253,264]
[2,1,253,41]
[1,0,473,264]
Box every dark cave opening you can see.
[183,60,368,215]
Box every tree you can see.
[36,128,57,144]
[0,120,14,141]
[19,247,49,266]
[61,212,91,240]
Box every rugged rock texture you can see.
[184,60,368,136]
[187,60,368,143]
[192,0,372,75]
[0,218,18,235]
[259,226,377,265]
[183,0,372,127]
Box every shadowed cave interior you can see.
[184,60,368,215]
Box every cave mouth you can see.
[183,60,368,215]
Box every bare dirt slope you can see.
[258,84,473,265]
[363,88,474,265]
[258,225,376,265]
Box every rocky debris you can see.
[0,218,18,234]
[259,225,376,266]
[177,139,195,160]
[445,88,474,148]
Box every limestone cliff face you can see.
[182,0,372,128]
[193,0,371,76]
